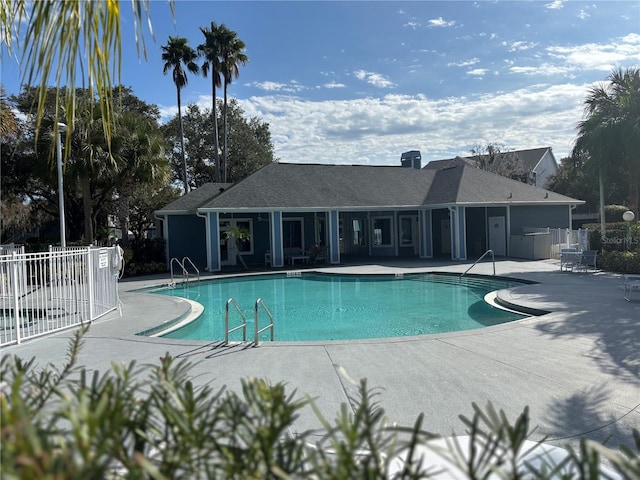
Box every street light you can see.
[56,122,67,247]
[623,210,635,252]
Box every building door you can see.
[489,216,506,256]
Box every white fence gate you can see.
[0,246,121,346]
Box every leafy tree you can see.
[161,36,199,194]
[7,86,170,244]
[224,99,277,183]
[198,22,224,183]
[470,143,530,183]
[109,112,171,247]
[547,154,627,214]
[162,100,275,187]
[219,27,248,183]
[125,185,180,245]
[573,67,640,220]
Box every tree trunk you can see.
[223,82,228,183]
[236,241,248,270]
[212,76,221,183]
[177,87,189,194]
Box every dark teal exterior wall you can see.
[510,205,570,233]
[167,215,207,270]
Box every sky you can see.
[2,0,639,166]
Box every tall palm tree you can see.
[198,22,224,183]
[574,67,640,230]
[220,31,248,183]
[162,36,199,194]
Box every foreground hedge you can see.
[2,327,639,479]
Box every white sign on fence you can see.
[99,249,109,269]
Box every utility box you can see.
[509,233,551,260]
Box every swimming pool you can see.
[150,273,529,342]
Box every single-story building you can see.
[155,155,583,271]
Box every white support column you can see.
[270,211,284,267]
[328,210,341,264]
[419,210,433,258]
[209,212,221,271]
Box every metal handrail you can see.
[170,256,199,285]
[170,257,188,284]
[254,298,274,346]
[182,256,200,283]
[461,249,495,277]
[225,298,247,344]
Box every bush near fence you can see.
[583,222,640,274]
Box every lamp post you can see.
[56,123,67,247]
[623,210,635,251]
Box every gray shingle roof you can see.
[156,183,233,214]
[189,161,580,211]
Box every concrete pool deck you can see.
[3,258,639,453]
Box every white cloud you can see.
[428,17,455,28]
[353,70,396,88]
[323,82,346,89]
[547,35,640,71]
[545,0,564,10]
[232,82,588,166]
[502,40,538,52]
[467,68,488,77]
[250,81,306,93]
[509,63,571,76]
[448,58,479,67]
[404,21,421,29]
[577,9,590,20]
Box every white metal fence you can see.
[0,246,121,346]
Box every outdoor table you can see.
[560,251,582,272]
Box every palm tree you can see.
[198,22,224,183]
[574,67,640,231]
[162,36,199,194]
[2,0,161,156]
[220,30,248,183]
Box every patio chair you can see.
[577,250,598,272]
[560,248,579,272]
[623,275,640,302]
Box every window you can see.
[373,217,392,246]
[352,218,366,246]
[283,219,303,249]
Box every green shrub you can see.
[604,205,632,223]
[2,328,639,479]
[598,251,640,274]
[124,261,167,277]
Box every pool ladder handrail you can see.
[254,298,274,346]
[224,297,274,346]
[461,249,495,277]
[169,256,200,285]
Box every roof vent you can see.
[401,150,422,169]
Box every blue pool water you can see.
[152,273,527,342]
